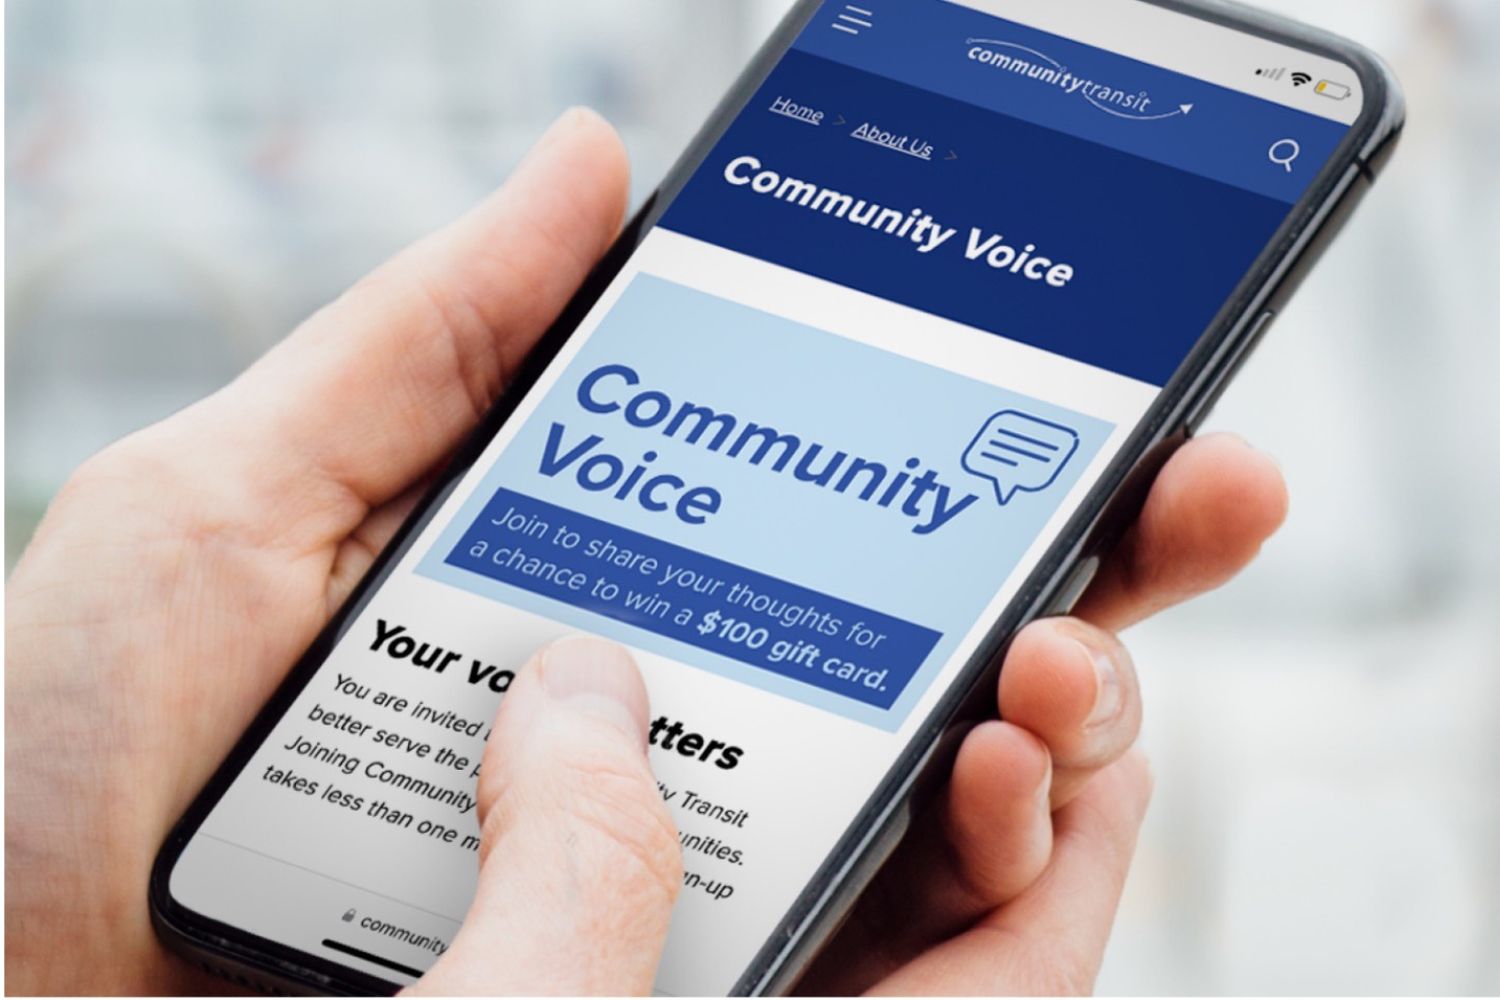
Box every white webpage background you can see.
[175,228,1155,994]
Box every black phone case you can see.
[149,1,1405,994]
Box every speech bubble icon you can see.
[962,410,1081,506]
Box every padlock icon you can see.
[341,908,356,923]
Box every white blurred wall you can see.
[6,1,1497,993]
[1104,3,1500,993]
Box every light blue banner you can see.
[420,275,1112,728]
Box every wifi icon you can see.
[1291,71,1313,87]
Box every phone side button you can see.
[1184,309,1277,433]
[1046,555,1101,616]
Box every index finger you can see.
[1073,432,1288,632]
[208,109,629,525]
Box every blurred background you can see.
[5,0,1497,993]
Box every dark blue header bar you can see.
[659,43,1293,385]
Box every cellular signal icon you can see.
[1290,71,1313,87]
[1254,66,1285,81]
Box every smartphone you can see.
[151,0,1402,993]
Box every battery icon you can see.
[1315,80,1352,100]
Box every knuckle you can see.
[480,735,683,909]
[57,437,146,502]
[558,751,683,901]
[48,432,176,527]
[55,426,218,531]
[1032,953,1098,995]
[60,417,201,498]
[969,925,1098,995]
[1116,747,1155,813]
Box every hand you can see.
[793,429,1287,995]
[4,108,632,994]
[3,107,1288,996]
[415,423,1287,995]
[418,430,1287,995]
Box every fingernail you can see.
[540,636,648,746]
[514,108,587,172]
[1080,637,1124,728]
[1220,431,1281,469]
[1036,748,1055,809]
[545,105,588,137]
[540,106,599,148]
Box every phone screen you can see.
[167,0,1362,992]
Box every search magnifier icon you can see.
[1268,138,1301,172]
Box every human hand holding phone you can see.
[4,110,1287,995]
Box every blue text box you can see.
[445,488,942,709]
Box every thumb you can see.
[409,637,681,996]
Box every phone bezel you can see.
[149,1,1403,994]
